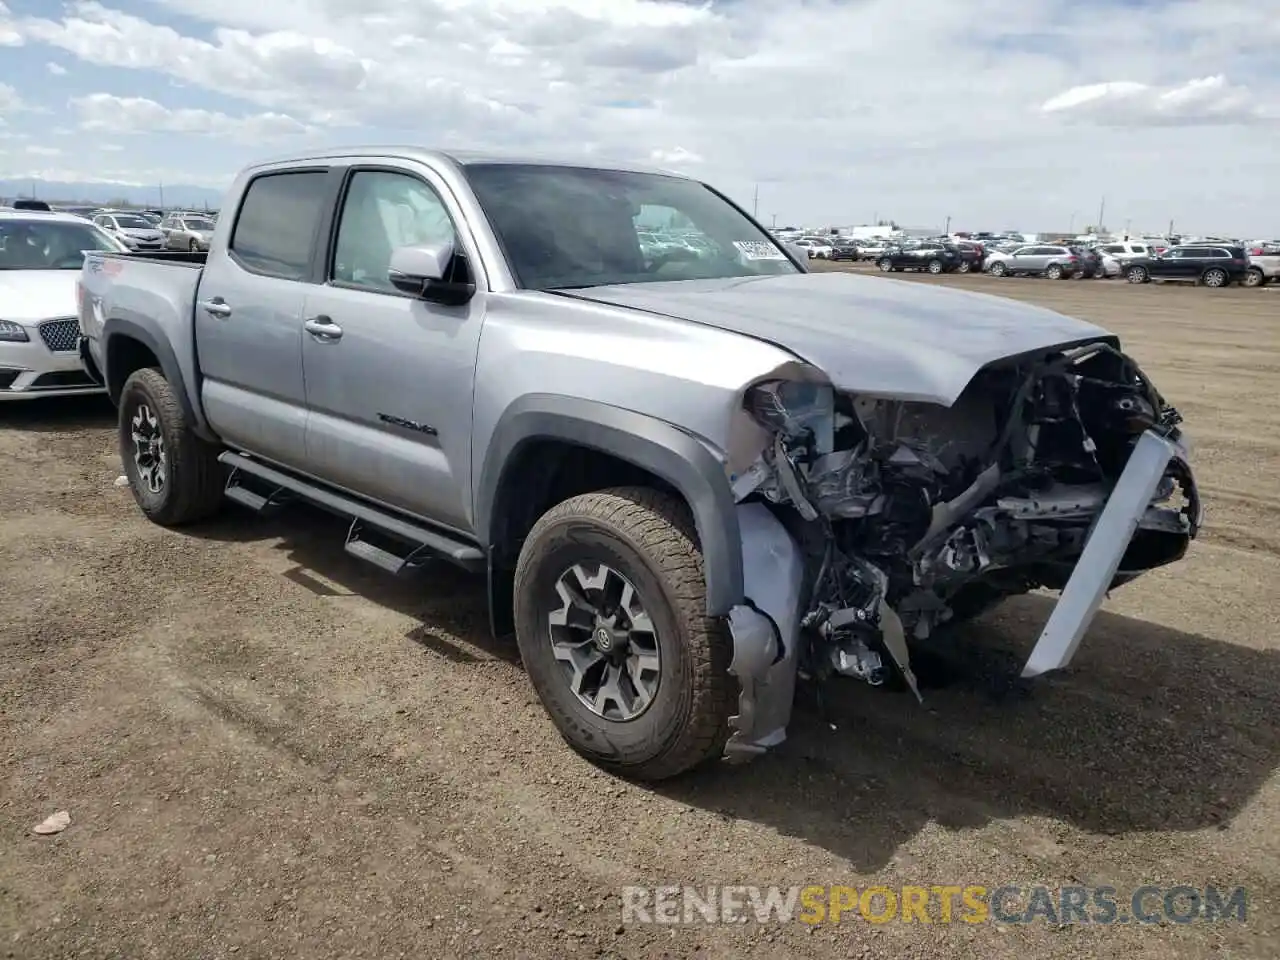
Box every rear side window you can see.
[230,171,328,280]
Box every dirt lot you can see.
[3,269,1278,959]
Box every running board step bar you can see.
[218,451,484,573]
[224,467,292,515]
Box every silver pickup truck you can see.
[77,148,1201,780]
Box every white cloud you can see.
[1,0,1278,234]
[650,146,703,166]
[24,145,61,156]
[46,61,67,75]
[0,1,21,46]
[1042,76,1278,126]
[0,83,22,115]
[71,93,313,142]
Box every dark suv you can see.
[876,241,962,275]
[1124,245,1249,288]
[829,238,861,262]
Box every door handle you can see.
[304,315,343,341]
[199,298,232,319]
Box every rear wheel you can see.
[513,487,735,781]
[878,258,893,272]
[1046,264,1064,280]
[118,368,224,526]
[188,238,199,253]
[926,259,944,274]
[1126,265,1148,284]
[956,260,972,273]
[1202,268,1229,288]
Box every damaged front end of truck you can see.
[721,339,1202,761]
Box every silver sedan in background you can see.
[161,213,216,252]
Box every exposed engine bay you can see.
[723,339,1201,758]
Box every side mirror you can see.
[387,242,475,306]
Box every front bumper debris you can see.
[1021,428,1200,677]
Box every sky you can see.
[0,0,1277,234]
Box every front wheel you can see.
[118,368,225,526]
[926,259,944,274]
[989,261,1007,276]
[513,487,735,781]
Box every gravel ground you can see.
[2,269,1278,959]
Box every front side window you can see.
[230,170,328,281]
[0,219,122,269]
[331,170,458,294]
[465,163,799,289]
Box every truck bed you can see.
[98,250,208,266]
[79,250,207,401]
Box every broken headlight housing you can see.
[743,379,835,454]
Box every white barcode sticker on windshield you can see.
[733,240,787,260]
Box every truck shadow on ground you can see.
[0,394,115,432]
[655,594,1280,870]
[185,506,1278,873]
[190,503,518,666]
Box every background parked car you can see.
[1244,244,1280,287]
[947,240,985,273]
[877,240,962,274]
[0,211,125,400]
[1094,249,1124,278]
[856,238,892,261]
[792,237,834,259]
[828,238,861,261]
[1124,245,1249,288]
[984,244,1080,279]
[93,211,166,251]
[1067,245,1103,279]
[161,212,217,251]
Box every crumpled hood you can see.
[564,271,1114,405]
[0,270,78,323]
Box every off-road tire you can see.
[513,487,735,781]
[118,367,224,526]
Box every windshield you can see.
[114,215,152,229]
[184,218,215,231]
[464,163,800,289]
[0,220,122,270]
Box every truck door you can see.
[195,167,333,469]
[299,164,486,533]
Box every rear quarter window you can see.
[230,170,329,281]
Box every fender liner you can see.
[476,395,744,617]
[101,318,214,441]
